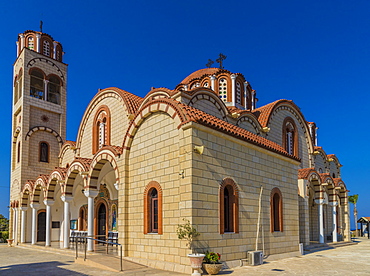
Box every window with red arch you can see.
[144,181,163,234]
[219,178,239,234]
[282,117,298,156]
[92,106,111,154]
[270,187,283,232]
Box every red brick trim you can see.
[270,187,283,232]
[282,117,299,157]
[143,181,163,235]
[219,178,239,234]
[92,105,111,154]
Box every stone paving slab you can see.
[0,238,369,275]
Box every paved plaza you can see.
[0,238,369,275]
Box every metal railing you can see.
[75,235,123,271]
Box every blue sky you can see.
[0,1,368,227]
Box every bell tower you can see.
[10,30,67,241]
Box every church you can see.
[9,29,350,273]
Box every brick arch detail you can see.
[236,116,261,135]
[268,104,313,157]
[188,92,228,121]
[25,126,63,145]
[65,162,89,196]
[123,100,185,151]
[88,150,119,190]
[27,58,65,80]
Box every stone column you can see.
[231,74,236,105]
[61,196,73,249]
[210,75,216,91]
[344,200,351,241]
[331,202,338,242]
[44,200,54,246]
[243,81,249,108]
[12,208,18,244]
[20,207,28,243]
[36,33,41,53]
[84,190,99,251]
[44,80,49,101]
[53,41,58,59]
[315,199,324,243]
[16,41,19,57]
[19,34,25,50]
[30,203,40,245]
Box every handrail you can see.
[75,235,123,271]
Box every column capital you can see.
[19,207,28,211]
[43,199,55,206]
[329,201,338,207]
[231,74,237,79]
[61,195,73,202]
[315,199,325,205]
[114,182,119,191]
[210,75,216,80]
[30,203,40,209]
[84,189,99,198]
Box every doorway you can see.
[97,203,107,240]
[37,211,46,242]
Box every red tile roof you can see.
[252,99,294,127]
[298,168,316,179]
[98,87,143,115]
[174,99,300,161]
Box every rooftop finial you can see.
[206,59,214,68]
[216,53,227,69]
[40,20,43,33]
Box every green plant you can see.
[348,194,359,236]
[203,251,221,264]
[176,218,200,252]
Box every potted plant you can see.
[176,218,204,276]
[203,251,223,275]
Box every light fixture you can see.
[194,145,204,155]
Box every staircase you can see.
[304,240,356,253]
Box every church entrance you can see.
[97,203,107,239]
[37,211,46,242]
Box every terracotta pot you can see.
[187,254,205,276]
[203,263,223,275]
[6,239,14,247]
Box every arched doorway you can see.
[37,211,46,242]
[97,203,107,238]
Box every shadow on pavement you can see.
[0,261,89,276]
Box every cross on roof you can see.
[216,53,227,69]
[206,59,214,68]
[40,20,43,33]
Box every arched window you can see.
[28,37,34,50]
[30,69,45,100]
[283,117,298,156]
[39,142,49,163]
[219,78,228,102]
[270,187,283,232]
[92,106,111,154]
[144,181,163,234]
[17,142,21,163]
[236,82,242,105]
[219,178,239,234]
[43,40,50,57]
[47,76,61,104]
